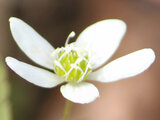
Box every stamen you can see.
[53,44,92,83]
[65,31,76,46]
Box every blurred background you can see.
[0,0,160,120]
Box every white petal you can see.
[74,19,126,69]
[9,17,55,69]
[88,48,155,82]
[5,57,63,88]
[60,82,99,104]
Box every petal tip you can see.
[5,56,11,64]
[115,19,127,32]
[147,48,156,63]
[9,17,18,24]
[147,48,155,56]
[5,57,15,67]
[143,48,156,63]
[112,19,127,34]
[9,17,23,28]
[105,19,127,29]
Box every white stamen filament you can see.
[78,64,90,82]
[65,31,76,46]
[64,57,83,78]
[54,60,67,74]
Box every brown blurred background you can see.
[0,0,160,120]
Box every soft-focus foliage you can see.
[0,59,12,120]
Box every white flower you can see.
[6,17,155,104]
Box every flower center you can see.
[52,44,92,83]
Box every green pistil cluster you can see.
[53,46,91,83]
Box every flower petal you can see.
[9,17,55,69]
[74,19,126,69]
[5,57,63,88]
[60,82,99,104]
[88,48,155,82]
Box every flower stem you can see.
[62,100,72,120]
